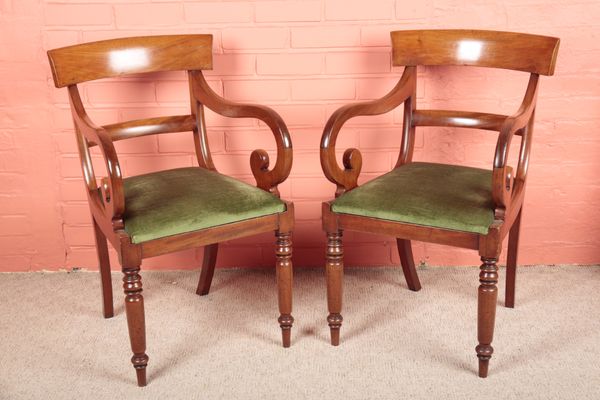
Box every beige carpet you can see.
[0,265,599,399]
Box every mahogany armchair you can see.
[321,30,559,377]
[47,35,294,386]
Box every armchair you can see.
[321,30,559,377]
[47,35,294,386]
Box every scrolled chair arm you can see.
[492,74,539,214]
[320,66,416,196]
[68,86,125,223]
[189,70,292,196]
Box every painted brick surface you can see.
[0,0,598,272]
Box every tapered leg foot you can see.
[327,313,343,346]
[123,266,149,386]
[476,345,493,378]
[506,209,522,308]
[326,231,344,346]
[275,231,294,348]
[278,314,294,348]
[93,219,113,318]
[397,239,421,291]
[134,356,148,386]
[196,243,219,296]
[476,257,498,378]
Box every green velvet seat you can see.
[331,162,495,234]
[123,167,286,243]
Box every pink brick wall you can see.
[1,0,599,271]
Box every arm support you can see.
[189,70,292,195]
[320,66,416,196]
[68,86,125,222]
[492,73,539,213]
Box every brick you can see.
[395,0,431,20]
[257,53,323,75]
[0,255,31,272]
[326,52,391,74]
[292,26,361,48]
[113,135,158,155]
[212,154,254,176]
[0,131,15,150]
[344,243,392,266]
[223,80,289,102]
[66,247,119,270]
[357,76,425,100]
[0,236,30,255]
[293,153,325,176]
[222,28,289,50]
[204,109,255,128]
[205,54,256,76]
[255,1,321,22]
[141,249,198,270]
[360,25,400,47]
[291,79,355,100]
[123,155,193,176]
[274,104,325,126]
[184,2,253,24]
[507,3,600,28]
[81,30,148,43]
[216,245,264,268]
[359,128,424,149]
[225,130,277,152]
[291,246,325,267]
[293,201,322,221]
[156,81,192,104]
[63,226,94,247]
[114,3,183,27]
[291,177,335,199]
[85,82,156,105]
[158,130,225,154]
[325,0,394,21]
[293,222,326,246]
[44,4,112,26]
[43,30,79,50]
[59,180,86,201]
[0,151,27,173]
[62,203,92,226]
[120,106,189,122]
[0,215,31,236]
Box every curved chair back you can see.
[391,30,559,75]
[47,34,213,87]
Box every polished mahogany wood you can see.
[325,230,344,346]
[412,110,509,132]
[275,230,294,347]
[93,218,114,319]
[47,35,212,87]
[321,66,416,196]
[103,115,196,142]
[48,34,294,386]
[196,244,219,296]
[391,30,560,75]
[397,239,421,291]
[320,29,559,378]
[505,208,522,308]
[476,257,499,378]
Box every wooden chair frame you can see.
[48,35,294,386]
[320,30,559,377]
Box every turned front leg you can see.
[476,257,499,378]
[275,231,294,347]
[326,231,344,346]
[123,267,149,386]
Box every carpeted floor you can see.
[0,265,598,399]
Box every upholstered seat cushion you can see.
[331,162,495,234]
[122,167,286,243]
